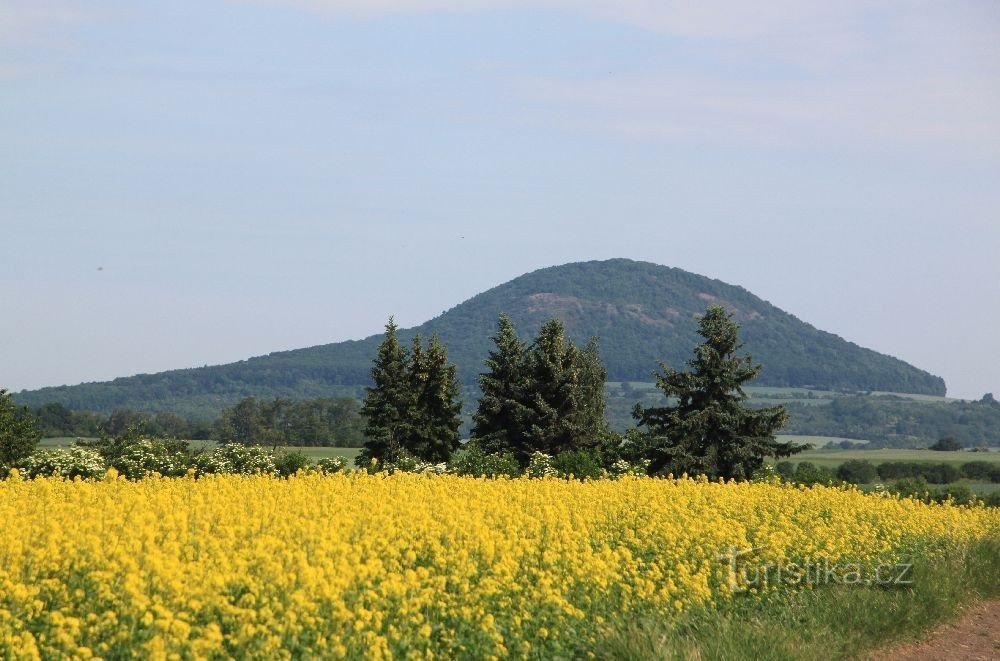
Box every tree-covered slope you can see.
[15,259,946,417]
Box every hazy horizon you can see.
[3,1,998,400]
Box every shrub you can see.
[110,440,192,479]
[983,491,1000,507]
[194,443,277,476]
[448,446,520,478]
[606,458,650,478]
[551,450,604,481]
[836,460,878,484]
[17,447,106,480]
[274,451,312,477]
[774,461,796,480]
[526,452,556,478]
[961,461,994,481]
[315,456,348,474]
[374,451,447,475]
[792,461,836,486]
[922,463,962,484]
[877,462,921,480]
[929,437,963,451]
[890,477,931,501]
[933,485,975,506]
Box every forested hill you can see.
[16,259,946,418]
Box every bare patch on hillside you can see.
[694,294,762,323]
[525,293,680,328]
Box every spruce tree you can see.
[633,306,803,480]
[407,335,463,463]
[0,389,41,469]
[358,317,414,465]
[473,316,608,464]
[521,319,582,457]
[576,337,608,439]
[472,315,530,457]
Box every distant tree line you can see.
[26,397,365,447]
[780,394,1000,448]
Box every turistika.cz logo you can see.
[717,546,914,592]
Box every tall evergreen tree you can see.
[473,316,609,463]
[472,315,531,457]
[0,389,42,469]
[359,317,414,465]
[407,335,463,463]
[633,306,803,480]
[576,337,608,438]
[521,319,584,457]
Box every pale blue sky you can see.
[2,1,998,399]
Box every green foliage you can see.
[360,322,464,465]
[314,455,348,474]
[633,307,803,480]
[76,425,195,478]
[194,443,277,476]
[961,460,995,480]
[217,397,363,447]
[774,461,796,480]
[781,395,1000,447]
[448,445,520,478]
[359,318,414,465]
[597,539,1000,660]
[929,437,963,451]
[274,451,312,477]
[471,315,531,457]
[472,316,608,464]
[111,440,192,479]
[890,476,932,500]
[0,388,42,468]
[836,459,878,484]
[550,449,604,480]
[16,446,106,480]
[406,335,463,463]
[790,461,837,486]
[13,259,946,419]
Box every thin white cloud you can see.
[0,0,85,43]
[240,0,1000,150]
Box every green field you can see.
[792,447,1000,468]
[775,435,869,448]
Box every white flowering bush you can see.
[526,451,557,478]
[380,452,435,475]
[607,458,650,479]
[315,456,348,474]
[194,443,277,476]
[111,440,191,479]
[17,447,107,480]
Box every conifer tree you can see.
[473,316,609,464]
[472,315,530,457]
[633,306,803,480]
[521,319,584,457]
[407,335,463,463]
[358,318,413,465]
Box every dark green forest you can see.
[14,260,945,419]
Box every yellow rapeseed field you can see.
[0,471,997,659]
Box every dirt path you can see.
[875,600,1000,661]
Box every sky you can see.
[1,0,998,399]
